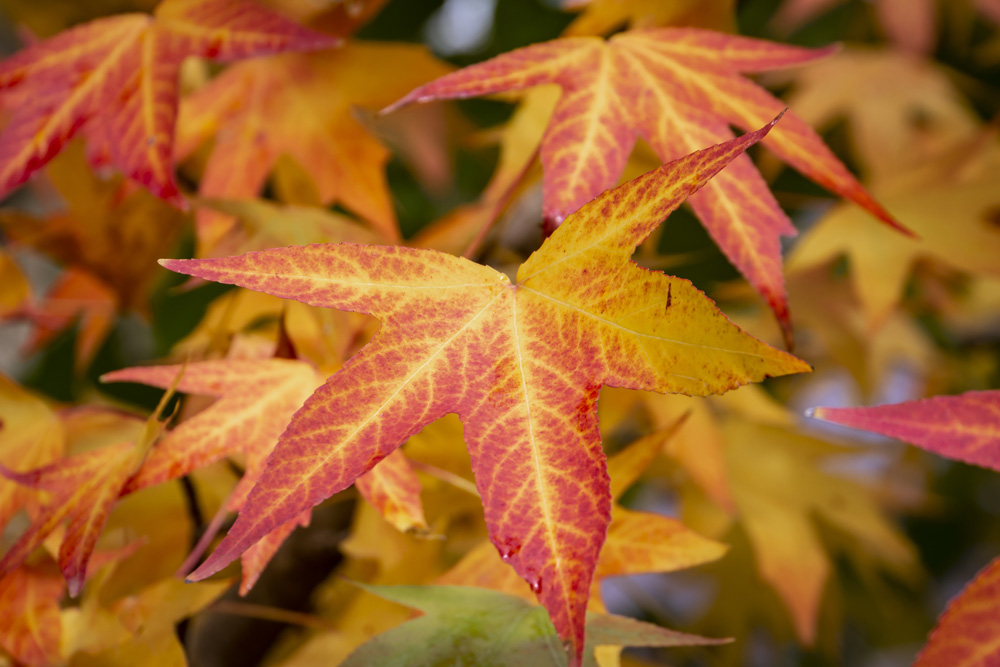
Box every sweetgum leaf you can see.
[175,42,450,248]
[0,0,337,204]
[914,555,1000,666]
[164,119,809,665]
[809,391,1000,472]
[341,584,727,667]
[385,27,909,344]
[103,358,427,591]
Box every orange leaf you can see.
[915,555,1000,667]
[385,28,908,344]
[0,143,186,314]
[105,359,326,508]
[104,357,425,589]
[0,375,179,596]
[0,441,137,596]
[23,267,117,372]
[0,374,63,534]
[163,121,808,664]
[0,562,63,665]
[175,42,450,248]
[355,449,429,535]
[0,0,337,203]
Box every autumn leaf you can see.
[20,267,117,372]
[341,584,727,667]
[103,358,427,590]
[0,544,140,666]
[719,419,919,644]
[772,0,937,54]
[0,143,186,313]
[164,120,808,664]
[561,0,736,36]
[0,373,62,534]
[0,0,338,204]
[809,391,1000,472]
[175,41,450,249]
[65,576,231,666]
[0,562,64,665]
[104,359,326,507]
[778,48,981,184]
[440,418,728,609]
[385,27,906,343]
[914,555,1000,667]
[0,374,178,595]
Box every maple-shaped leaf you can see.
[0,442,140,596]
[341,584,727,667]
[104,359,326,507]
[103,358,427,590]
[439,420,727,607]
[0,377,177,595]
[787,175,1000,332]
[914,555,1000,667]
[164,121,808,664]
[385,28,906,344]
[0,562,64,665]
[0,544,140,666]
[0,0,338,203]
[809,391,1000,472]
[0,143,186,313]
[720,419,919,644]
[779,48,980,184]
[0,373,63,534]
[175,41,450,248]
[20,267,117,372]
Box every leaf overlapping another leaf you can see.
[0,0,337,204]
[162,119,808,665]
[385,27,908,344]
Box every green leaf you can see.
[342,584,728,667]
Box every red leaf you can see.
[915,555,1000,666]
[0,0,337,203]
[809,391,1000,472]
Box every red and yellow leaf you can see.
[163,121,809,664]
[810,391,1000,472]
[385,28,906,343]
[0,143,186,314]
[440,419,727,608]
[355,449,429,535]
[0,441,138,596]
[105,359,326,507]
[104,357,426,588]
[0,0,337,203]
[0,379,178,596]
[0,562,64,666]
[915,555,1000,667]
[0,374,63,534]
[22,267,117,372]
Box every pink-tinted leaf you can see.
[809,391,1000,472]
[915,555,1000,667]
